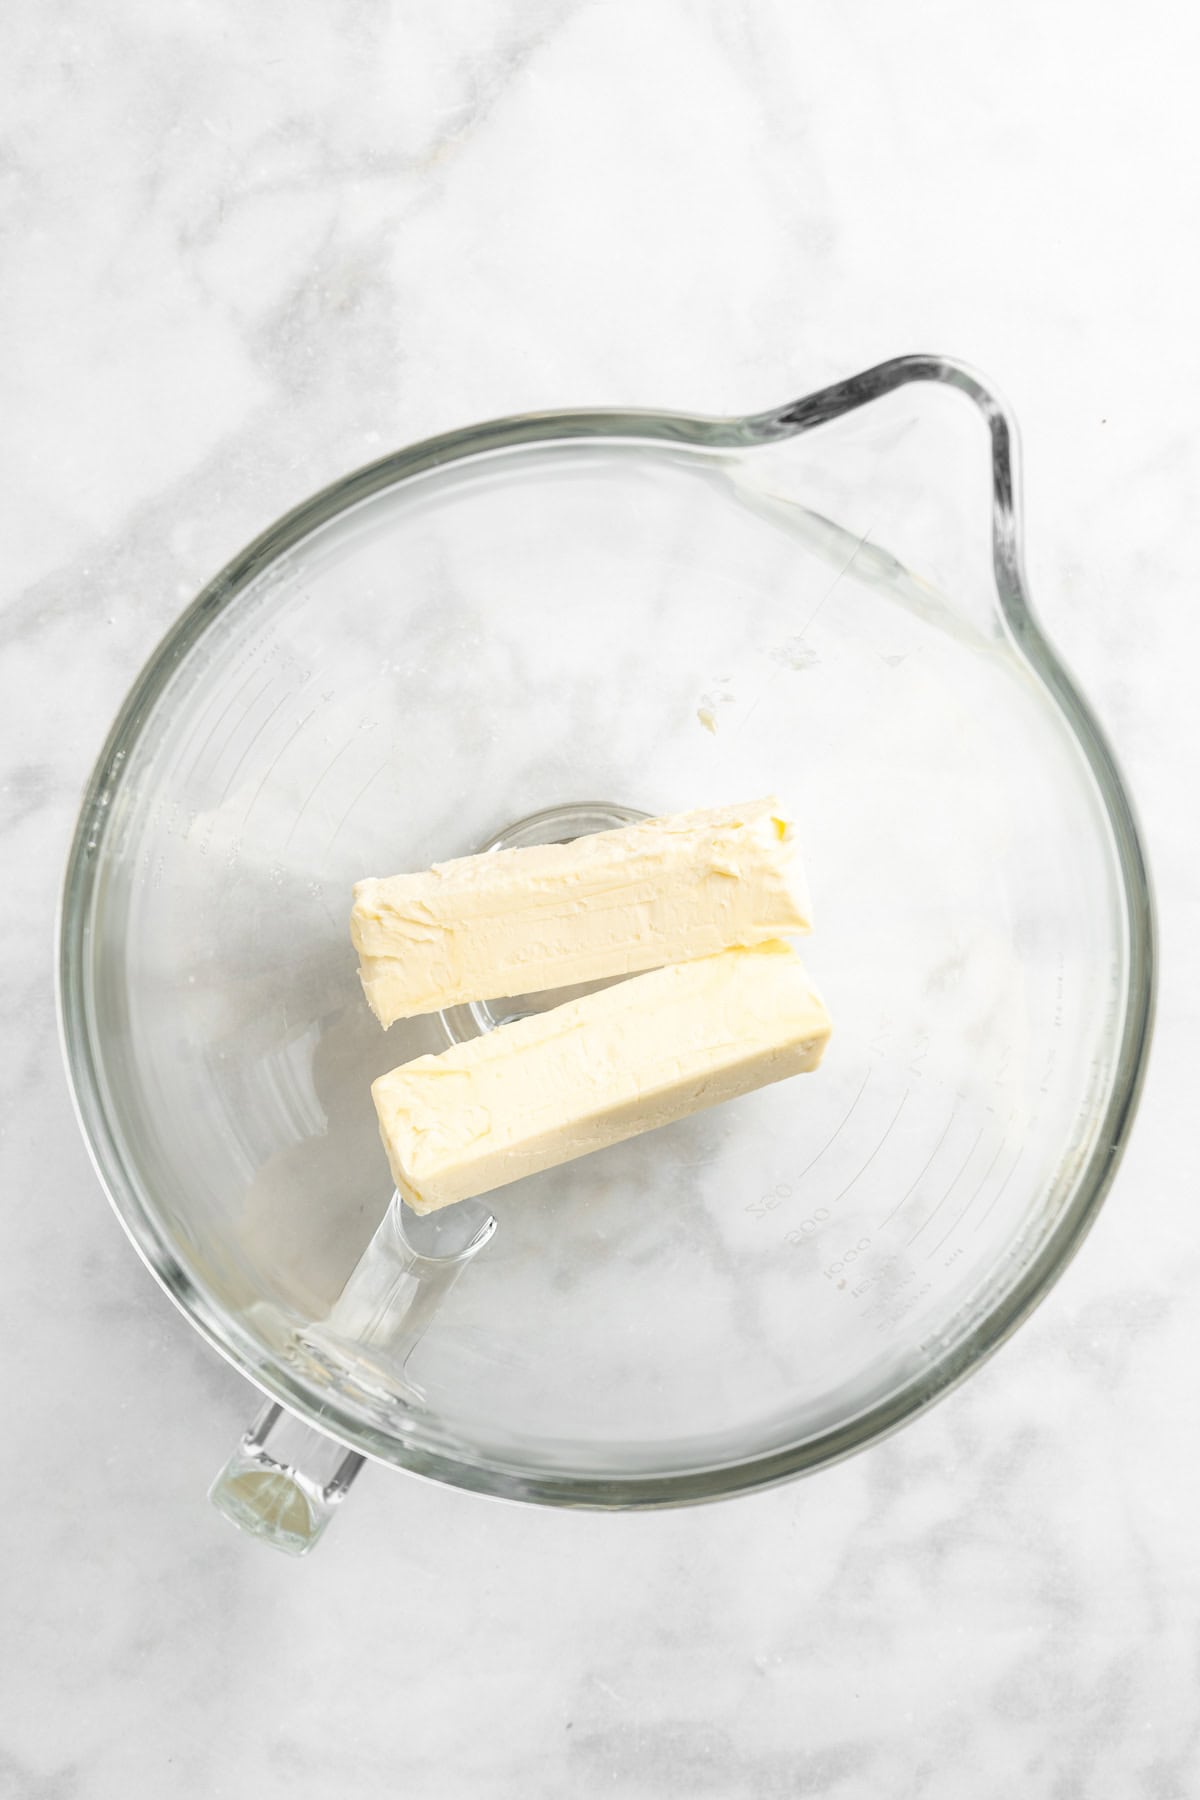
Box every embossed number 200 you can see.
[783,1208,831,1245]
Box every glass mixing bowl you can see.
[59,356,1154,1552]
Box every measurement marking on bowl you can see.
[825,1089,909,1208]
[802,523,875,635]
[794,1068,872,1180]
[325,755,394,852]
[240,705,321,831]
[735,529,873,739]
[904,1126,985,1248]
[971,1148,1024,1235]
[283,734,369,848]
[184,663,276,777]
[218,687,299,804]
[752,1069,875,1221]
[284,698,386,846]
[923,1128,1009,1260]
[876,1110,956,1229]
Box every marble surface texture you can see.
[2,2,1197,1795]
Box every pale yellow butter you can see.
[372,941,830,1213]
[352,797,811,1027]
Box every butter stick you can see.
[372,941,830,1213]
[352,797,811,1027]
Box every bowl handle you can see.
[209,1401,364,1556]
[208,1195,497,1554]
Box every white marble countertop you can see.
[3,3,1196,1794]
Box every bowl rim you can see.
[57,353,1157,1507]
